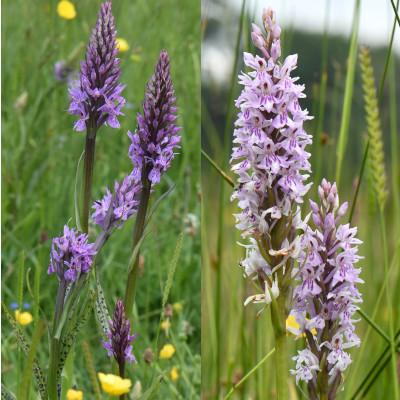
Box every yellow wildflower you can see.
[159,344,175,359]
[170,366,179,382]
[161,321,171,330]
[66,389,83,400]
[116,38,130,52]
[98,373,132,396]
[172,302,183,314]
[286,315,317,338]
[15,310,33,325]
[57,1,76,20]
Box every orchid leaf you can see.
[1,384,16,400]
[94,268,111,340]
[56,290,97,381]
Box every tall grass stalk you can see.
[214,1,246,397]
[389,29,400,230]
[378,208,399,398]
[335,0,360,188]
[314,0,330,189]
[224,348,275,399]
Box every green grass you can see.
[1,0,200,398]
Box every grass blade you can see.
[83,341,102,400]
[334,0,360,188]
[201,149,234,187]
[224,348,275,399]
[17,251,24,311]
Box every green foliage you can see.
[2,302,47,398]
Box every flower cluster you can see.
[128,50,181,184]
[290,179,363,395]
[231,9,312,239]
[48,225,96,282]
[102,299,138,366]
[68,1,126,131]
[92,170,142,229]
[230,8,312,310]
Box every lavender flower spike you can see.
[128,50,182,185]
[102,298,138,367]
[290,179,363,398]
[68,1,126,131]
[230,7,312,306]
[91,168,142,230]
[48,225,96,282]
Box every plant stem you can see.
[119,362,125,400]
[272,293,288,400]
[81,121,97,234]
[48,280,67,400]
[124,172,151,318]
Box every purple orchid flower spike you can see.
[48,225,96,283]
[290,179,363,398]
[68,1,126,131]
[128,50,182,185]
[91,169,142,231]
[102,298,138,373]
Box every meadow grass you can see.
[201,1,400,399]
[1,0,201,398]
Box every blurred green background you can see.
[201,0,400,399]
[2,0,201,398]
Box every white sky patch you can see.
[243,0,400,52]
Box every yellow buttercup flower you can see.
[161,321,171,330]
[15,310,33,325]
[159,344,175,359]
[170,366,179,382]
[98,373,132,396]
[286,315,317,338]
[172,302,183,314]
[57,1,76,20]
[66,389,83,400]
[116,38,130,52]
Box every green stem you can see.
[272,294,288,400]
[124,172,151,318]
[379,206,399,399]
[224,348,275,399]
[201,148,234,187]
[81,121,97,234]
[119,362,125,400]
[47,280,67,400]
